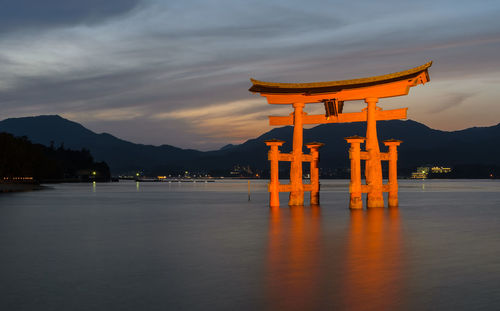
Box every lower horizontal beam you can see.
[359,184,391,193]
[269,108,407,126]
[361,185,369,193]
[279,184,291,192]
[271,183,314,192]
[278,153,292,162]
[268,153,313,162]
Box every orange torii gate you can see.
[250,61,432,208]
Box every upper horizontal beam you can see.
[260,74,428,104]
[250,61,432,95]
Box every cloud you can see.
[152,98,289,144]
[152,99,264,120]
[426,92,476,114]
[0,0,144,34]
[0,0,500,149]
[62,107,145,122]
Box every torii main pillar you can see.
[365,97,384,208]
[289,102,305,205]
[250,61,432,208]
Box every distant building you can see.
[431,166,452,174]
[230,164,253,177]
[2,176,34,183]
[411,166,430,179]
[411,165,452,179]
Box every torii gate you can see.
[250,61,432,208]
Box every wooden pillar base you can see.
[350,195,363,209]
[289,191,304,206]
[305,142,324,207]
[311,192,319,205]
[270,191,280,207]
[384,139,402,209]
[367,193,384,208]
[265,139,285,208]
[388,194,398,208]
[346,136,365,210]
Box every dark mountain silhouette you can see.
[1,115,499,177]
[0,115,202,174]
[194,120,500,177]
[218,144,235,151]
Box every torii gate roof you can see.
[249,61,432,95]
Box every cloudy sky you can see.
[1,0,499,150]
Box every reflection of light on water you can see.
[342,208,405,310]
[266,206,322,310]
[422,180,426,191]
[136,181,140,191]
[92,181,96,193]
[266,206,406,310]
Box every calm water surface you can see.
[1,179,500,310]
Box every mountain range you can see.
[1,115,499,177]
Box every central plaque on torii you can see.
[250,61,432,208]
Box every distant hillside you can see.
[1,115,499,177]
[0,115,202,174]
[195,120,500,177]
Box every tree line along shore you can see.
[0,132,111,192]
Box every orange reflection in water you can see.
[266,206,322,311]
[266,206,405,310]
[342,208,405,310]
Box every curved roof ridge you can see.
[250,61,432,89]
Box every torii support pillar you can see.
[306,142,324,205]
[383,139,402,207]
[346,136,365,209]
[365,97,384,208]
[265,139,285,207]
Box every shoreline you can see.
[0,183,47,193]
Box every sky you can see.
[0,0,499,150]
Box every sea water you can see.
[1,180,499,310]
